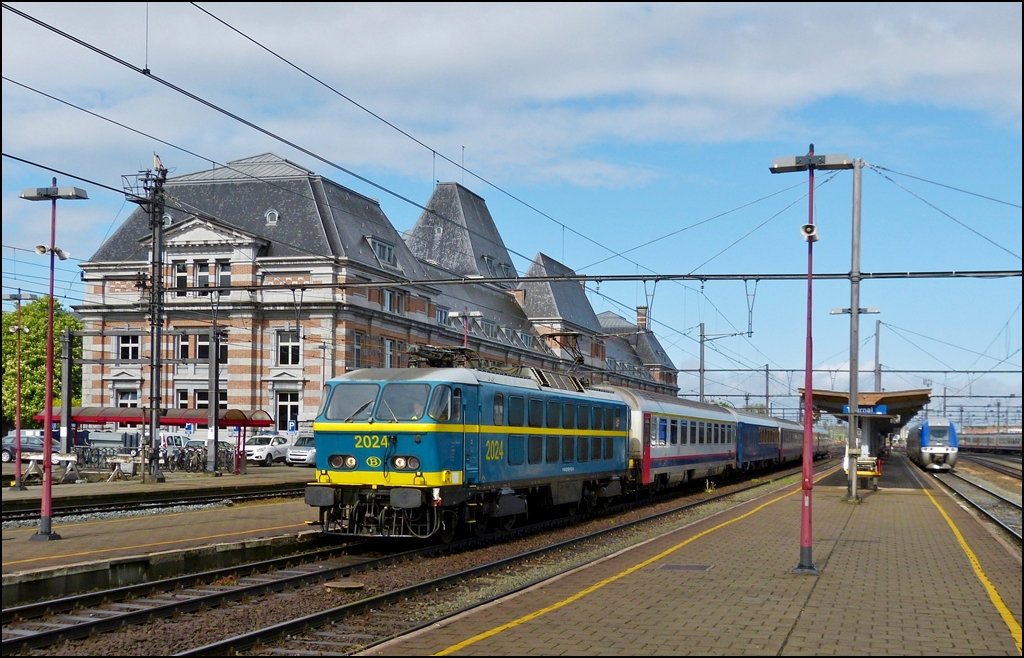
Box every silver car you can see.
[285,435,316,467]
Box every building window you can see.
[118,335,140,360]
[196,261,210,296]
[370,238,395,265]
[195,389,227,410]
[480,319,498,339]
[178,336,190,360]
[353,333,363,368]
[117,389,138,407]
[384,339,395,368]
[278,331,300,366]
[197,335,210,361]
[435,306,451,326]
[174,262,187,296]
[217,260,231,294]
[265,209,279,226]
[177,389,189,409]
[383,290,403,313]
[519,332,533,348]
[277,391,300,431]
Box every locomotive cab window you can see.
[508,396,525,427]
[375,383,431,421]
[451,388,463,422]
[429,385,452,421]
[325,383,379,421]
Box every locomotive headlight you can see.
[393,456,408,469]
[407,456,421,470]
[328,454,344,469]
[344,455,357,469]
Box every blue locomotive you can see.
[305,367,808,539]
[905,417,958,471]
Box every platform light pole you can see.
[19,180,88,541]
[3,290,38,490]
[770,146,852,575]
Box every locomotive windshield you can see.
[324,384,380,421]
[928,426,950,446]
[375,383,431,422]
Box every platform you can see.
[1,465,317,577]
[368,455,1023,656]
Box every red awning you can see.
[37,406,274,428]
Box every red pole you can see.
[462,307,469,348]
[13,291,26,490]
[34,177,60,541]
[797,145,816,572]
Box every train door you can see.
[642,412,652,485]
[456,386,479,485]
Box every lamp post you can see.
[19,179,88,541]
[3,290,39,490]
[770,145,852,575]
[831,305,880,489]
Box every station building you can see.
[77,154,678,432]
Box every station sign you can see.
[184,423,194,435]
[842,404,888,415]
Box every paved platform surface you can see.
[1,465,317,576]
[368,455,1023,656]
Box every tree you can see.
[2,297,83,430]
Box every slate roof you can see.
[86,154,427,279]
[597,310,676,371]
[519,253,603,333]
[404,183,518,281]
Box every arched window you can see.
[265,209,279,226]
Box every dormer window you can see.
[265,209,279,226]
[501,263,512,279]
[370,238,396,266]
[481,254,496,276]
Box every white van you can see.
[159,432,187,459]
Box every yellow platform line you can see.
[922,485,1022,654]
[434,472,821,656]
[2,523,307,567]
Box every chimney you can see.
[636,306,648,331]
[508,288,527,306]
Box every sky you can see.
[2,3,1021,427]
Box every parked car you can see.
[2,434,62,464]
[285,435,316,467]
[159,433,188,460]
[245,434,292,466]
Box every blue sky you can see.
[2,3,1021,425]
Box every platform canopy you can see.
[37,406,274,428]
[799,388,932,435]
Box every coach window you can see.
[699,422,705,444]
[508,435,524,465]
[670,419,678,445]
[528,435,543,464]
[546,435,560,463]
[529,398,544,428]
[562,402,576,430]
[690,421,697,445]
[493,393,504,425]
[562,436,575,463]
[508,396,525,427]
[578,435,589,462]
[429,385,452,421]
[714,424,720,444]
[547,400,560,428]
[659,418,668,446]
[578,405,590,430]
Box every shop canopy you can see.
[36,406,274,428]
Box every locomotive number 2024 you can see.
[354,435,389,449]
[484,440,504,461]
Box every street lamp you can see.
[830,306,880,484]
[770,145,853,576]
[448,308,483,348]
[3,290,39,490]
[19,179,88,541]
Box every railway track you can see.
[1,484,306,523]
[957,454,1023,481]
[933,471,1022,541]
[1,461,829,654]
